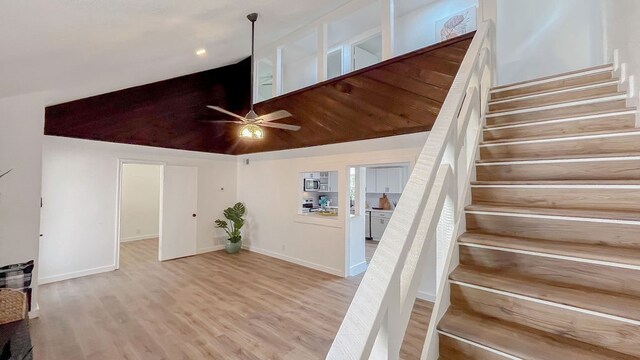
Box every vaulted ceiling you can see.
[0,0,352,102]
[44,33,473,155]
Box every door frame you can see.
[343,160,414,277]
[115,159,166,270]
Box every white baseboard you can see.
[243,245,344,277]
[29,303,40,319]
[39,264,116,285]
[197,244,225,254]
[120,234,159,242]
[349,261,368,276]
[417,290,436,302]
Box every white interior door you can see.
[160,165,198,261]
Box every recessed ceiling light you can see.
[195,48,207,56]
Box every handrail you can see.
[326,21,494,360]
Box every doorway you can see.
[352,33,382,71]
[118,163,163,268]
[346,162,412,276]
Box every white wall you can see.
[0,93,45,312]
[283,54,318,93]
[496,0,605,85]
[603,0,640,103]
[120,164,161,242]
[395,0,478,56]
[237,132,439,299]
[39,136,238,284]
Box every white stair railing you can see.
[326,21,494,360]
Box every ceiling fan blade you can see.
[200,120,245,125]
[259,122,301,131]
[206,106,247,121]
[257,110,292,123]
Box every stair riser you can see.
[480,133,640,160]
[471,187,640,212]
[450,284,640,357]
[486,100,627,126]
[450,265,640,323]
[466,212,640,248]
[439,334,506,360]
[476,159,640,181]
[490,72,613,100]
[482,115,636,141]
[459,246,640,302]
[488,84,619,112]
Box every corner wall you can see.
[237,132,439,299]
[0,93,45,312]
[496,0,605,85]
[39,136,238,284]
[603,0,640,104]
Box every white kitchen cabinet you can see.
[328,171,339,192]
[366,167,407,194]
[375,168,388,193]
[374,168,403,193]
[366,168,377,193]
[371,211,391,240]
[387,167,404,193]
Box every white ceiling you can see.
[0,0,351,104]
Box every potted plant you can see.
[215,202,246,254]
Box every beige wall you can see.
[120,164,162,242]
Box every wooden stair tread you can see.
[466,203,640,222]
[488,89,623,113]
[490,78,620,103]
[472,179,640,186]
[487,92,626,116]
[491,64,613,91]
[440,63,639,358]
[459,232,640,267]
[481,127,640,145]
[450,265,640,322]
[477,151,640,163]
[438,307,634,360]
[483,108,636,129]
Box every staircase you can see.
[437,64,640,359]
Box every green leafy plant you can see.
[215,202,246,243]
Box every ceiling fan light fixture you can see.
[239,124,264,139]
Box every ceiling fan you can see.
[205,13,300,139]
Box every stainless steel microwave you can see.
[304,178,320,191]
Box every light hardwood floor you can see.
[31,239,432,359]
[365,239,378,263]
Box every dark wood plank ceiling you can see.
[45,32,473,155]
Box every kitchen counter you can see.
[367,209,394,213]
